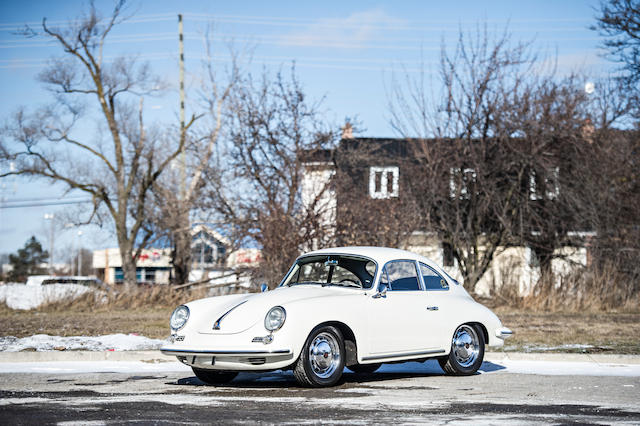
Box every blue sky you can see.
[0,0,610,256]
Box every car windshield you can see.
[280,255,377,289]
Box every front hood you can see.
[188,285,361,334]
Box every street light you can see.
[44,213,54,274]
[77,230,83,276]
[585,81,595,94]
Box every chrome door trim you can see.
[362,349,445,362]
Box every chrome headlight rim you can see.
[170,305,190,331]
[264,306,286,332]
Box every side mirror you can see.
[260,283,268,292]
[373,283,388,299]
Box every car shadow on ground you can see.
[167,360,506,389]
[479,361,507,373]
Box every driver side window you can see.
[383,260,421,291]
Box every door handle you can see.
[426,306,439,311]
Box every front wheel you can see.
[294,325,345,387]
[438,324,484,375]
[192,367,238,385]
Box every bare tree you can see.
[594,0,640,84]
[594,0,640,122]
[206,67,336,287]
[389,26,637,292]
[147,38,241,284]
[505,76,591,280]
[0,2,194,287]
[388,27,541,291]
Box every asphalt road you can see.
[2,363,640,425]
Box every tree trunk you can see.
[172,227,192,285]
[533,246,555,292]
[169,207,191,285]
[117,240,138,289]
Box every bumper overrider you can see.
[160,346,295,371]
[495,327,513,339]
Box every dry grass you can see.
[479,262,640,353]
[488,260,640,312]
[0,285,236,339]
[35,285,212,312]
[493,308,640,354]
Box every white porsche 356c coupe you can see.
[161,247,512,387]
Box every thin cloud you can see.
[280,8,405,48]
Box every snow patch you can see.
[504,343,600,352]
[0,283,93,310]
[0,334,167,352]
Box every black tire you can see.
[348,363,381,374]
[439,324,485,375]
[294,325,345,387]
[192,367,238,385]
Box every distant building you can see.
[92,224,260,285]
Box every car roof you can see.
[302,246,433,266]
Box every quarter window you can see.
[369,166,399,199]
[384,260,421,291]
[419,262,449,291]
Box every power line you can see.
[0,12,593,32]
[0,13,176,30]
[0,199,93,209]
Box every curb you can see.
[0,350,638,364]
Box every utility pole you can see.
[178,14,186,200]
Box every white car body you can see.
[161,247,511,385]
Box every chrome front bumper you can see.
[161,348,292,357]
[160,347,294,370]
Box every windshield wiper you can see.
[291,281,323,286]
[335,282,362,288]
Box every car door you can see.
[417,262,453,350]
[366,260,434,355]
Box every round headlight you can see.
[264,306,286,331]
[170,305,190,331]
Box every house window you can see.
[369,166,399,199]
[530,167,560,200]
[449,168,476,199]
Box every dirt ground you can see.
[1,303,639,353]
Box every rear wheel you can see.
[192,367,238,385]
[294,325,345,387]
[348,363,381,374]
[438,324,484,375]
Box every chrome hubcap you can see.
[452,325,479,367]
[309,332,340,378]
